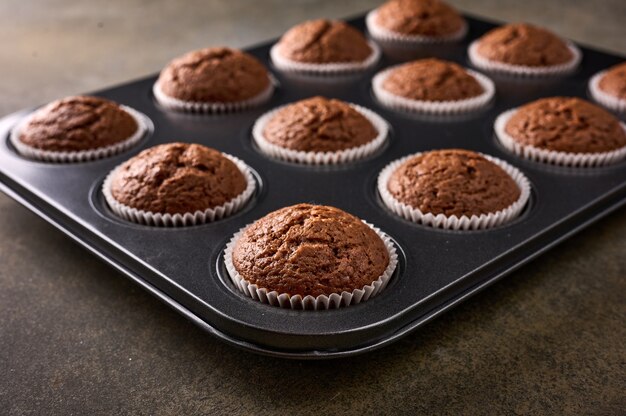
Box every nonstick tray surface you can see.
[1,14,624,358]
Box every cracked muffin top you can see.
[157,47,270,102]
[262,97,378,152]
[18,96,138,152]
[275,19,372,64]
[475,23,573,67]
[598,62,626,100]
[387,149,520,217]
[374,0,465,37]
[110,142,247,214]
[382,58,484,101]
[231,203,390,297]
[505,97,626,153]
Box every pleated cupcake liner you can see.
[223,221,398,310]
[372,66,495,114]
[252,103,389,165]
[365,9,468,45]
[9,105,148,163]
[495,109,626,167]
[468,41,582,77]
[588,70,626,113]
[269,40,381,75]
[102,153,256,227]
[152,76,275,114]
[378,152,531,230]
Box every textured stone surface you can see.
[263,97,378,152]
[1,1,625,415]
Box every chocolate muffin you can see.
[504,97,626,154]
[109,143,247,215]
[473,23,573,67]
[231,204,391,298]
[274,19,373,64]
[381,59,484,101]
[386,149,521,217]
[261,97,378,152]
[597,62,626,100]
[371,0,465,37]
[18,96,138,152]
[156,47,270,103]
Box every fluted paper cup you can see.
[372,66,495,114]
[223,222,398,310]
[378,152,531,230]
[588,70,626,113]
[365,9,467,45]
[252,103,389,165]
[468,41,581,77]
[495,109,626,167]
[270,41,381,75]
[10,106,148,163]
[103,154,256,227]
[153,77,275,114]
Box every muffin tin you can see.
[1,14,625,358]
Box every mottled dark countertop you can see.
[1,1,625,414]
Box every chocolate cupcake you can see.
[252,96,388,164]
[366,0,467,44]
[372,58,495,114]
[153,47,273,113]
[495,97,626,167]
[378,149,530,230]
[270,19,380,74]
[589,62,626,113]
[103,142,255,226]
[224,203,398,309]
[10,96,146,162]
[468,23,581,76]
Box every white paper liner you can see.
[378,152,531,230]
[252,103,389,165]
[495,109,626,167]
[589,70,626,113]
[468,40,582,77]
[372,66,495,114]
[270,40,381,75]
[365,9,468,45]
[153,76,275,114]
[223,221,398,310]
[9,105,148,163]
[102,153,256,227]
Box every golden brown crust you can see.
[276,19,372,64]
[382,58,483,101]
[598,62,626,99]
[19,96,138,152]
[110,143,246,214]
[262,97,378,152]
[387,149,520,217]
[157,47,270,102]
[505,97,626,153]
[232,204,390,297]
[475,23,573,67]
[374,0,464,36]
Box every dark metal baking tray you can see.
[1,14,624,359]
